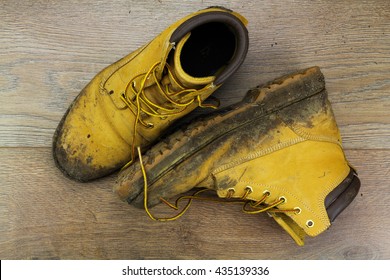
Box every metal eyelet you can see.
[226,188,235,199]
[146,123,154,129]
[294,207,302,214]
[306,220,314,228]
[263,190,271,196]
[227,188,235,193]
[242,186,253,200]
[279,196,287,203]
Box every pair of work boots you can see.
[53,7,360,245]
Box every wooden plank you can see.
[0,148,389,259]
[0,0,389,148]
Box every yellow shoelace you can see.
[120,61,219,170]
[136,147,300,221]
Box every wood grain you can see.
[0,0,389,259]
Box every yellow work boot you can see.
[53,7,249,181]
[115,66,360,245]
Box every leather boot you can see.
[53,7,249,181]
[115,66,360,245]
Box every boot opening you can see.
[180,22,236,78]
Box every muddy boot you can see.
[115,66,360,245]
[53,7,249,181]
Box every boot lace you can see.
[136,147,300,222]
[120,61,219,169]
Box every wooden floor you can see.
[1,0,389,260]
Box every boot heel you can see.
[325,169,361,222]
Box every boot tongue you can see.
[171,32,215,90]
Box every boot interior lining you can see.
[180,22,236,78]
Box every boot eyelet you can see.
[306,220,314,228]
[226,188,235,198]
[279,196,287,203]
[146,123,154,129]
[245,186,253,193]
[294,207,302,214]
[263,190,271,196]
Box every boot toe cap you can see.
[53,123,115,182]
[52,105,127,182]
[53,145,100,182]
